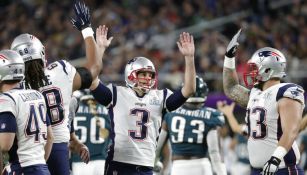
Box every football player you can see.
[155,76,227,175]
[217,101,250,175]
[223,29,305,175]
[0,50,53,175]
[69,90,111,175]
[90,32,196,175]
[10,1,112,175]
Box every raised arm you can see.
[177,32,196,97]
[70,1,112,91]
[89,25,113,90]
[223,29,250,107]
[217,101,243,134]
[95,25,113,71]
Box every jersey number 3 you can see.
[129,109,150,141]
[247,107,267,139]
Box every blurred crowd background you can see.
[0,0,306,92]
[1,0,307,174]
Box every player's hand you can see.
[177,32,195,58]
[96,25,113,50]
[225,29,241,58]
[71,1,91,31]
[261,156,281,175]
[79,144,90,164]
[217,101,235,116]
[153,161,163,173]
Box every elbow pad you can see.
[76,67,92,89]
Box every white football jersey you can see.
[0,89,48,167]
[39,60,76,143]
[107,85,172,167]
[246,83,305,168]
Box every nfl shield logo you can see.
[1,123,6,129]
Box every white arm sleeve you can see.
[207,129,227,175]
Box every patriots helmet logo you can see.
[0,54,8,62]
[127,58,137,64]
[258,51,281,61]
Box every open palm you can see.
[96,25,113,49]
[177,32,195,57]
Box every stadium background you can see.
[0,0,306,173]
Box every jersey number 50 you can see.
[74,116,106,144]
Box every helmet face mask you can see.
[10,34,46,67]
[243,63,259,88]
[0,50,25,83]
[243,47,286,88]
[132,70,156,93]
[125,57,157,94]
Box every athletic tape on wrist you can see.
[224,56,235,69]
[81,27,94,39]
[272,146,287,160]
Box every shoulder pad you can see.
[0,93,17,116]
[276,83,305,105]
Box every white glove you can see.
[261,156,281,175]
[225,29,241,58]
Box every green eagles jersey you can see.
[71,102,111,162]
[164,105,225,157]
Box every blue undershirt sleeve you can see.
[165,89,187,112]
[0,112,17,133]
[91,82,113,106]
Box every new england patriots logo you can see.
[258,51,281,62]
[127,58,137,64]
[290,90,300,97]
[0,54,8,63]
[258,51,281,58]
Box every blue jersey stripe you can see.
[112,85,117,106]
[107,106,115,162]
[276,84,297,101]
[3,93,16,105]
[284,147,297,166]
[57,60,68,75]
